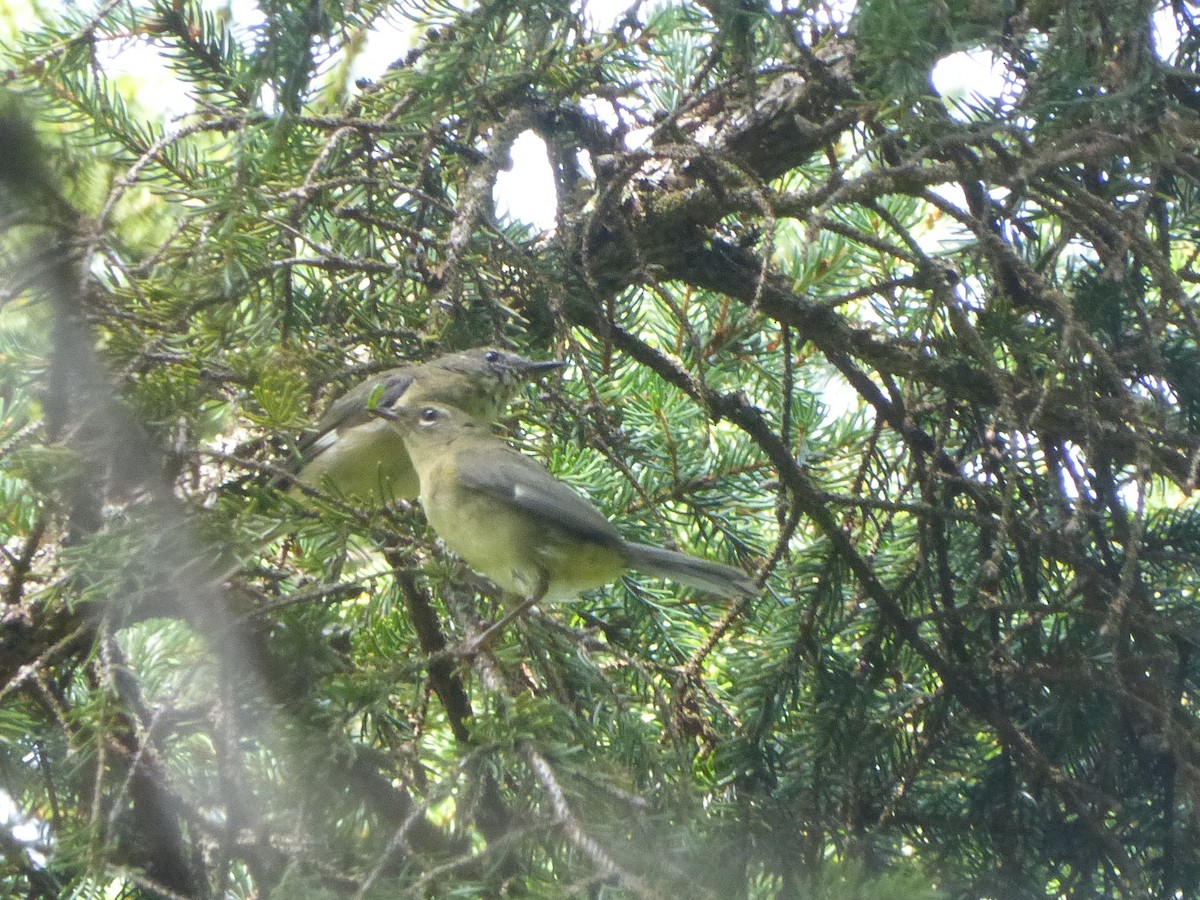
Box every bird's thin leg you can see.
[458,577,547,656]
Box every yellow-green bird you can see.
[373,402,757,614]
[293,348,564,503]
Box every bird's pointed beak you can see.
[521,359,567,377]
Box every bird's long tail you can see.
[624,543,757,599]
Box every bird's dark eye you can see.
[420,407,440,425]
[484,350,500,364]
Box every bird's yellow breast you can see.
[419,457,624,602]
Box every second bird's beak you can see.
[520,358,567,376]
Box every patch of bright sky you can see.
[930,48,1016,122]
[490,0,636,232]
[0,0,35,35]
[494,131,558,231]
[95,37,195,118]
[1,788,48,867]
[1152,2,1184,62]
[343,0,636,233]
[346,7,415,83]
[924,50,1017,252]
[89,0,267,120]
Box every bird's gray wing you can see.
[299,367,416,457]
[455,448,624,548]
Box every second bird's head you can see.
[371,348,562,448]
[436,347,563,381]
[411,347,564,420]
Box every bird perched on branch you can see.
[373,402,756,645]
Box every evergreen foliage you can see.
[1,0,1199,896]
